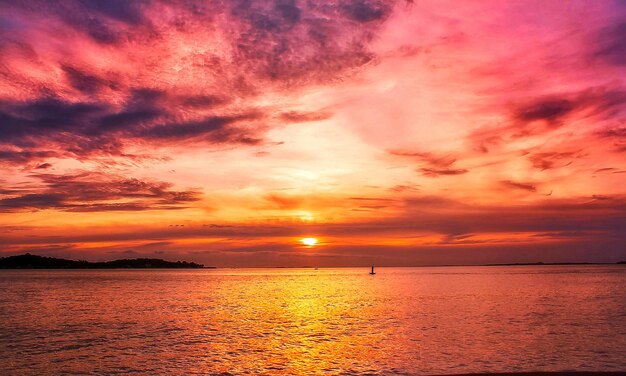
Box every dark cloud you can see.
[403,196,460,208]
[350,197,396,202]
[514,98,574,123]
[471,87,626,150]
[527,151,583,170]
[81,18,122,44]
[234,0,299,33]
[61,65,114,94]
[577,88,626,122]
[359,204,387,209]
[500,180,537,192]
[389,184,420,193]
[531,230,592,239]
[391,150,467,178]
[0,98,107,146]
[594,22,626,66]
[79,0,147,25]
[94,88,166,132]
[0,0,403,168]
[0,2,135,45]
[342,0,392,23]
[0,193,65,210]
[97,108,163,131]
[596,126,626,152]
[0,172,201,212]
[136,114,261,143]
[595,167,616,173]
[279,111,332,122]
[419,167,468,177]
[597,127,626,139]
[179,95,230,109]
[0,94,265,161]
[0,150,57,163]
[515,89,626,126]
[48,0,149,44]
[390,150,459,169]
[229,0,397,83]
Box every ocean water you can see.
[0,265,625,375]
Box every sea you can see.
[1,265,625,375]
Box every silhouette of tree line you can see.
[0,253,204,269]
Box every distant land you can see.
[0,254,624,269]
[0,254,205,269]
[485,262,626,266]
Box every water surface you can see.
[1,266,625,375]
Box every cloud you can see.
[470,86,626,150]
[0,94,266,163]
[349,197,396,202]
[390,150,467,177]
[500,180,537,192]
[0,193,65,210]
[3,194,625,249]
[420,167,468,177]
[0,150,57,164]
[61,65,116,94]
[514,98,574,123]
[229,0,397,83]
[0,98,116,160]
[390,150,458,168]
[527,151,584,170]
[598,128,626,139]
[0,98,107,144]
[35,162,52,169]
[0,0,403,169]
[135,114,263,143]
[513,89,626,127]
[389,184,420,193]
[79,0,147,25]
[342,0,393,23]
[2,1,626,266]
[279,111,332,122]
[597,127,626,151]
[264,193,304,210]
[0,172,201,212]
[178,95,230,109]
[594,22,626,66]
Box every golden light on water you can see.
[300,237,318,247]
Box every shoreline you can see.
[2,263,625,270]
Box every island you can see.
[0,254,205,269]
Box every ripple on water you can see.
[0,266,625,375]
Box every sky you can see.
[1,0,625,267]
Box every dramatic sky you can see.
[1,0,626,266]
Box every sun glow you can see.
[300,237,318,246]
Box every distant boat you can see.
[369,265,376,275]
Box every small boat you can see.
[369,265,376,275]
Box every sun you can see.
[300,237,318,246]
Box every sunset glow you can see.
[1,0,625,266]
[300,238,318,247]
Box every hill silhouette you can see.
[0,254,204,269]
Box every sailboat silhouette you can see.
[369,265,376,275]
